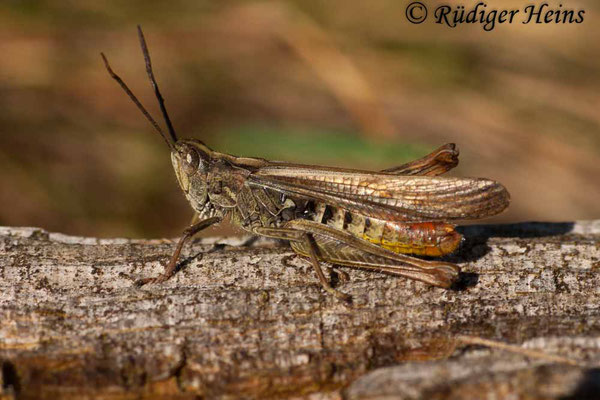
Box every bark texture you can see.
[1,221,600,399]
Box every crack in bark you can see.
[173,340,189,393]
[1,360,21,399]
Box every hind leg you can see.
[255,219,460,299]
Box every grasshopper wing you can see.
[381,143,459,176]
[249,164,509,222]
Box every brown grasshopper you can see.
[101,27,510,301]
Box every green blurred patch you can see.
[211,126,430,169]
[373,40,484,89]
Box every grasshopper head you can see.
[101,27,220,215]
[171,139,213,212]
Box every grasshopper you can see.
[101,27,510,301]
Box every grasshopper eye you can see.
[182,148,200,175]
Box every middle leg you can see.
[254,226,351,301]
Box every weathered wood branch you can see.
[1,221,600,399]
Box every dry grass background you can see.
[1,0,599,238]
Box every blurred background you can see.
[1,0,599,238]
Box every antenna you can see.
[100,27,177,149]
[137,25,178,144]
